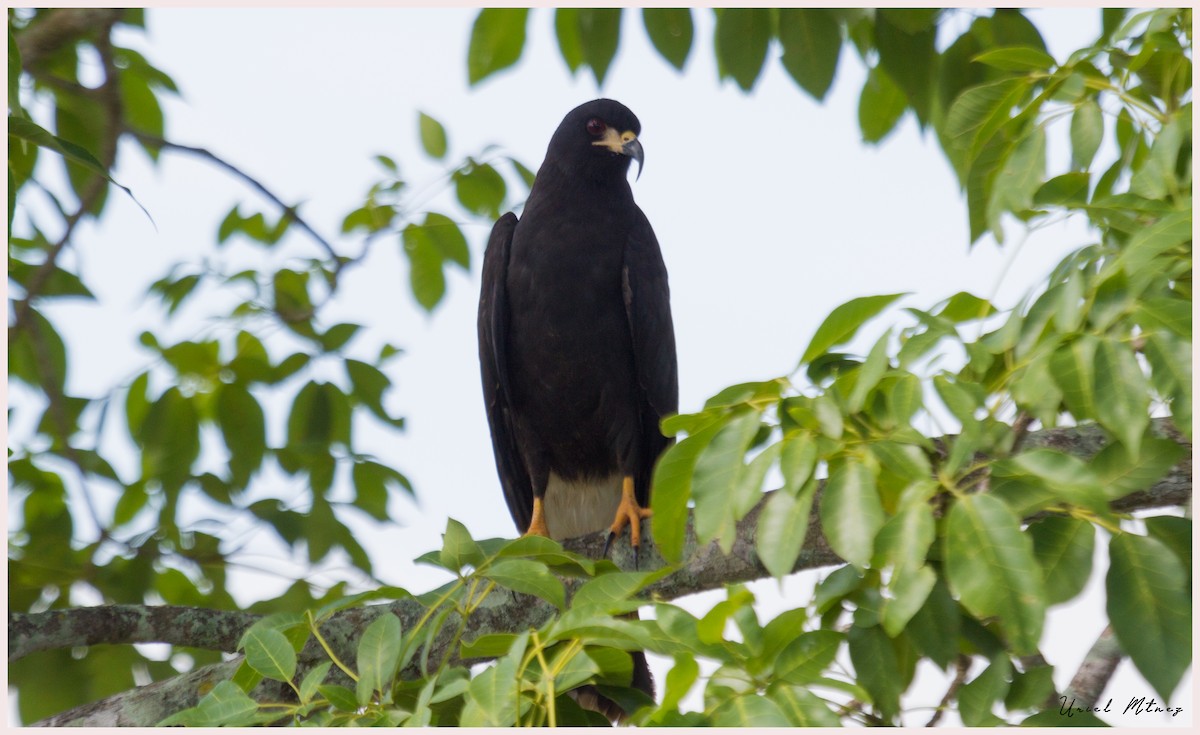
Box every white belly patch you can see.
[544,472,623,541]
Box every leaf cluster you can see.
[7,9,537,722]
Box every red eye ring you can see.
[586,118,607,136]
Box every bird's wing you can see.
[478,212,533,532]
[622,208,679,501]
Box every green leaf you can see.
[8,27,23,117]
[318,684,360,712]
[1029,516,1095,605]
[1142,332,1191,436]
[756,481,817,578]
[483,558,565,610]
[271,268,314,333]
[1137,296,1191,338]
[873,502,934,572]
[439,517,484,571]
[572,569,664,611]
[691,410,760,552]
[1130,113,1186,199]
[119,69,165,145]
[651,419,725,562]
[138,387,200,490]
[158,681,262,726]
[945,77,1031,163]
[351,460,410,521]
[990,125,1046,219]
[1093,337,1150,456]
[769,684,842,726]
[7,115,143,213]
[241,627,297,683]
[882,566,937,638]
[944,494,1045,653]
[1033,172,1090,206]
[1145,516,1191,576]
[1005,663,1055,711]
[417,112,448,159]
[356,612,402,704]
[1004,448,1108,515]
[774,630,841,685]
[319,322,360,353]
[1107,533,1191,701]
[958,655,1011,726]
[554,8,584,73]
[423,212,470,269]
[642,8,693,70]
[576,9,622,86]
[453,162,506,219]
[818,458,884,568]
[285,380,350,452]
[460,633,526,726]
[1070,97,1104,170]
[402,222,446,312]
[991,9,1048,51]
[972,46,1056,72]
[847,625,902,721]
[659,653,699,712]
[1091,434,1185,498]
[714,8,772,92]
[847,329,891,412]
[858,65,908,143]
[906,578,960,668]
[875,8,938,125]
[298,661,332,703]
[346,358,402,427]
[1050,334,1098,419]
[778,9,842,101]
[467,9,529,85]
[1120,210,1191,276]
[801,293,906,364]
[1022,708,1110,726]
[712,693,791,726]
[215,382,266,488]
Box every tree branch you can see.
[12,11,124,332]
[9,605,259,663]
[14,8,126,70]
[128,131,343,275]
[24,420,1190,726]
[1063,625,1123,708]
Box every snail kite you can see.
[477,98,677,718]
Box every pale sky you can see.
[10,7,1190,726]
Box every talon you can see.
[603,531,617,558]
[523,496,551,538]
[606,476,652,563]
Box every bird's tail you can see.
[570,650,654,724]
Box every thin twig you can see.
[128,131,344,275]
[926,654,972,727]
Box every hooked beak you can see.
[593,128,645,180]
[623,137,644,181]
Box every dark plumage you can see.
[477,98,678,721]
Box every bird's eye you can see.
[586,118,607,136]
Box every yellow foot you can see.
[603,476,653,563]
[523,496,551,538]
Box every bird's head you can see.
[546,98,644,181]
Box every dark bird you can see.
[477,98,678,721]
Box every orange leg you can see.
[604,476,653,563]
[523,496,551,538]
